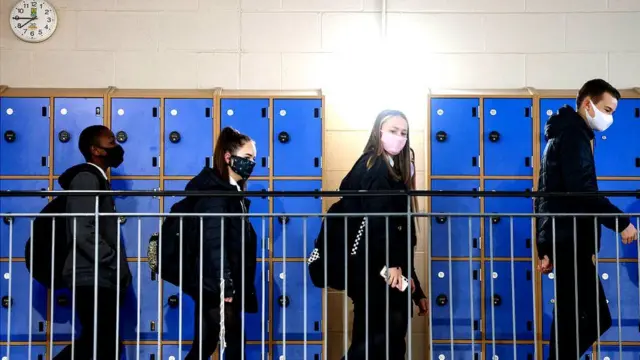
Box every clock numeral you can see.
[45,9,49,14]
[45,24,49,29]
[47,17,51,22]
[31,2,37,6]
[23,3,29,8]
[30,31,35,36]
[22,29,27,34]
[17,8,24,13]
[38,29,43,35]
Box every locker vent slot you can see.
[41,106,47,117]
[205,107,211,118]
[261,108,267,117]
[524,107,531,118]
[635,108,640,118]
[471,107,477,117]
[314,108,320,118]
[152,107,158,118]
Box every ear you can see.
[224,151,232,164]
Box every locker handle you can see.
[3,130,16,143]
[314,108,320,118]
[492,294,501,306]
[261,107,267,118]
[39,321,44,332]
[150,355,155,360]
[488,131,500,142]
[524,156,531,167]
[435,294,448,306]
[471,107,477,117]
[169,131,181,143]
[314,321,320,331]
[636,158,640,168]
[314,157,320,168]
[205,107,211,118]
[1,295,12,308]
[58,130,71,143]
[526,270,531,281]
[261,157,267,168]
[205,157,211,168]
[472,238,478,248]
[474,353,479,360]
[473,320,479,330]
[278,131,290,144]
[39,355,43,360]
[525,238,531,248]
[471,156,477,167]
[524,107,531,118]
[473,270,478,280]
[150,321,156,332]
[42,106,48,117]
[314,354,319,360]
[42,156,48,167]
[635,108,640,118]
[152,107,158,118]
[527,354,533,360]
[152,157,158,167]
[527,320,533,331]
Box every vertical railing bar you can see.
[551,217,559,360]
[178,217,184,355]
[406,196,412,360]
[199,216,204,360]
[261,216,266,360]
[241,214,246,360]
[136,218,142,360]
[156,217,163,358]
[427,214,434,359]
[594,217,601,357]
[615,218,622,356]
[93,196,99,360]
[72,218,78,360]
[303,217,308,360]
[282,215,287,356]
[342,216,348,360]
[509,216,517,359]
[28,219,34,359]
[489,218,496,356]
[385,216,390,360]
[365,217,369,360]
[572,217,580,360]
[468,217,474,353]
[116,217,122,360]
[447,215,454,358]
[49,218,56,359]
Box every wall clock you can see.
[9,0,58,43]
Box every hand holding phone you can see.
[380,266,409,292]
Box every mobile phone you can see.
[380,266,409,292]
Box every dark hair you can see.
[576,79,621,109]
[78,125,110,162]
[362,109,411,186]
[213,127,253,187]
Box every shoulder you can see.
[69,171,101,190]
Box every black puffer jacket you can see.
[535,106,630,260]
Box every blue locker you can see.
[483,98,533,176]
[162,280,195,341]
[111,179,160,258]
[543,344,591,359]
[597,345,640,359]
[431,344,481,360]
[594,99,640,177]
[53,98,104,174]
[0,180,49,257]
[0,345,47,359]
[430,261,482,340]
[484,180,534,258]
[164,99,214,176]
[597,180,640,259]
[221,344,268,359]
[273,344,322,359]
[486,344,535,360]
[430,98,480,176]
[273,180,322,258]
[122,345,159,359]
[541,271,555,340]
[163,180,188,212]
[273,99,322,177]
[484,261,535,340]
[51,287,81,341]
[162,345,191,359]
[430,180,481,258]
[598,262,640,342]
[0,261,48,341]
[0,97,50,175]
[110,98,161,176]
[120,261,160,341]
[272,261,322,341]
[221,99,270,177]
[539,98,574,158]
[247,180,269,258]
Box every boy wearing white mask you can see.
[535,79,637,359]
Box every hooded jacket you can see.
[535,106,630,260]
[59,163,132,290]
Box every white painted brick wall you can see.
[0,0,639,90]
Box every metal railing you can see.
[0,189,639,360]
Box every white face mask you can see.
[586,100,613,132]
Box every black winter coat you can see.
[183,167,258,312]
[535,106,630,260]
[340,152,412,305]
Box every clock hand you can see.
[13,16,34,20]
[18,17,37,28]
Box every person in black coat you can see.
[535,79,638,359]
[340,110,415,360]
[183,127,259,360]
[409,148,428,316]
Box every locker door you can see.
[53,98,104,174]
[273,99,322,176]
[0,262,48,341]
[244,262,269,342]
[430,98,480,176]
[484,180,534,258]
[0,180,49,258]
[51,287,82,341]
[430,261,482,340]
[541,272,555,340]
[220,345,268,360]
[111,180,160,258]
[597,345,640,359]
[272,262,322,341]
[121,345,158,360]
[431,344,481,360]
[0,97,50,175]
[598,262,640,342]
[163,180,188,213]
[486,344,535,360]
[247,180,269,258]
[483,98,533,176]
[484,261,535,341]
[120,261,159,341]
[543,344,591,360]
[273,344,322,359]
[164,99,214,176]
[273,180,322,258]
[539,99,574,158]
[430,180,481,258]
[162,281,195,341]
[221,99,270,177]
[110,98,161,176]
[594,99,640,176]
[0,345,47,359]
[162,345,191,359]
[596,180,640,259]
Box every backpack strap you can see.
[72,164,110,191]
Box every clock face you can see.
[9,0,58,43]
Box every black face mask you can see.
[100,145,125,168]
[230,155,255,180]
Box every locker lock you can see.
[119,216,127,224]
[167,294,179,308]
[1,295,12,308]
[278,216,290,225]
[435,217,447,224]
[278,295,290,308]
[278,131,290,144]
[491,217,501,224]
[493,294,502,306]
[58,130,71,143]
[169,131,181,144]
[488,131,500,143]
[435,131,447,142]
[116,131,128,143]
[56,294,70,307]
[435,294,448,306]
[3,130,16,143]
[3,216,12,225]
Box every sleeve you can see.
[359,158,409,269]
[198,198,234,297]
[66,172,117,267]
[411,266,426,302]
[559,135,631,231]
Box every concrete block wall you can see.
[1,0,640,358]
